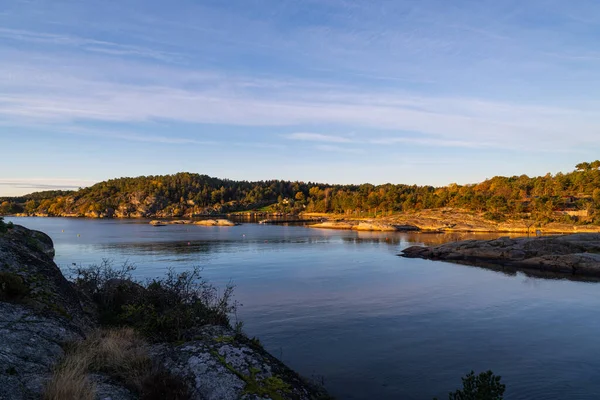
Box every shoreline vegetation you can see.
[1,161,600,233]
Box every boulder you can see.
[0,225,94,332]
[151,326,328,400]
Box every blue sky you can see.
[1,0,600,196]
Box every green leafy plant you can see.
[444,370,506,400]
[70,262,238,342]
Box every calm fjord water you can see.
[8,217,600,400]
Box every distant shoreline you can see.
[7,209,600,234]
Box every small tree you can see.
[0,217,6,233]
[447,370,505,400]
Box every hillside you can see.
[2,161,600,223]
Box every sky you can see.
[1,0,600,196]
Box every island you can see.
[401,233,600,277]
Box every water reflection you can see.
[7,217,600,400]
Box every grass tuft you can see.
[43,352,96,400]
[44,328,190,400]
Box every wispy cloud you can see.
[369,136,496,149]
[315,145,364,154]
[62,127,217,145]
[0,28,178,62]
[286,133,355,143]
[0,178,96,192]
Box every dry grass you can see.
[84,328,151,391]
[44,328,152,400]
[43,354,96,400]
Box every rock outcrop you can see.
[402,233,600,277]
[193,219,237,227]
[152,326,327,400]
[310,220,419,232]
[149,219,238,227]
[0,225,92,399]
[0,225,94,331]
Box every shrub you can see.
[0,272,29,302]
[70,262,238,342]
[482,212,506,223]
[446,370,506,400]
[70,259,136,299]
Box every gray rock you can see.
[91,374,135,400]
[0,225,94,400]
[152,326,327,400]
[0,302,82,400]
[401,233,600,277]
[0,225,95,332]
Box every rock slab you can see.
[402,233,600,276]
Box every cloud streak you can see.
[286,133,355,143]
[1,54,598,153]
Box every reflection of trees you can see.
[404,232,528,246]
[101,241,224,255]
[443,258,600,283]
[99,236,336,255]
[340,232,529,247]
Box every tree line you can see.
[2,162,600,223]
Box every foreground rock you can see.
[0,225,94,331]
[152,326,327,400]
[311,220,419,232]
[0,225,328,400]
[402,233,600,276]
[0,226,92,399]
[0,302,84,399]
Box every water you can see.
[7,217,600,399]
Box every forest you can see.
[2,161,600,223]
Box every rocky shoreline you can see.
[401,233,600,277]
[301,209,600,234]
[309,220,420,232]
[0,225,329,400]
[149,219,238,226]
[9,208,600,234]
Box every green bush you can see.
[70,262,237,342]
[70,259,136,299]
[446,370,505,400]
